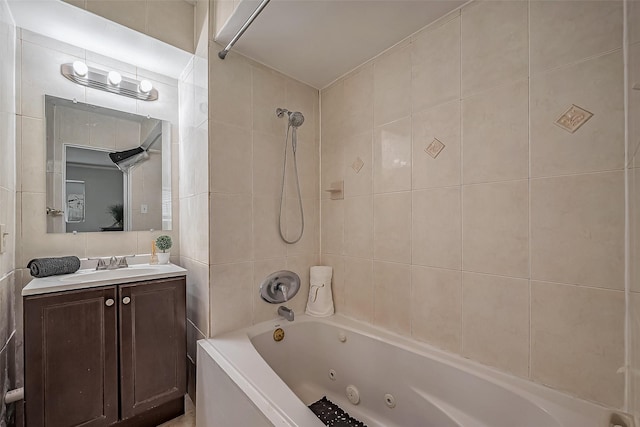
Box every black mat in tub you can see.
[308,396,368,427]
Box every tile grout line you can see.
[622,0,631,412]
[318,86,323,264]
[370,65,376,325]
[527,0,533,381]
[409,111,414,338]
[459,6,465,357]
[250,63,257,327]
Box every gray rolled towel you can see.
[28,256,81,278]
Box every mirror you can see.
[45,95,172,233]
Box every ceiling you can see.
[215,0,466,89]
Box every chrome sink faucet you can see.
[91,255,135,270]
[107,256,119,270]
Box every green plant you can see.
[155,235,172,253]
[107,204,124,226]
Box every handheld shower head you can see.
[288,111,304,128]
[276,107,305,128]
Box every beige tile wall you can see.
[178,2,207,398]
[16,30,180,271]
[178,47,208,400]
[13,32,184,395]
[0,0,16,420]
[208,42,320,336]
[212,0,240,39]
[64,0,196,53]
[628,0,640,419]
[321,1,626,409]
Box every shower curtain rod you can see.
[218,0,271,59]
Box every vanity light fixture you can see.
[72,61,88,77]
[107,70,122,86]
[139,79,153,94]
[60,63,159,101]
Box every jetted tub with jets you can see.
[196,315,627,427]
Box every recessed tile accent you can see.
[530,51,623,177]
[555,104,593,134]
[412,100,461,189]
[351,157,365,173]
[343,132,372,197]
[425,138,445,159]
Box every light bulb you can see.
[139,79,153,93]
[107,71,122,85]
[72,61,88,77]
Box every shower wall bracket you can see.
[324,181,344,200]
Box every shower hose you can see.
[278,124,304,244]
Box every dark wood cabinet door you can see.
[119,277,186,420]
[24,286,119,427]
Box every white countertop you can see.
[22,263,187,296]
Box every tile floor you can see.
[158,396,196,427]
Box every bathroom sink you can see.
[58,267,159,282]
[22,263,187,296]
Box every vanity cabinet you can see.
[24,276,186,427]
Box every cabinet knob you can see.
[105,298,115,307]
[122,297,131,305]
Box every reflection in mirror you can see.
[45,95,172,233]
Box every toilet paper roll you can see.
[307,266,334,317]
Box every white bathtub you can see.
[196,314,624,427]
